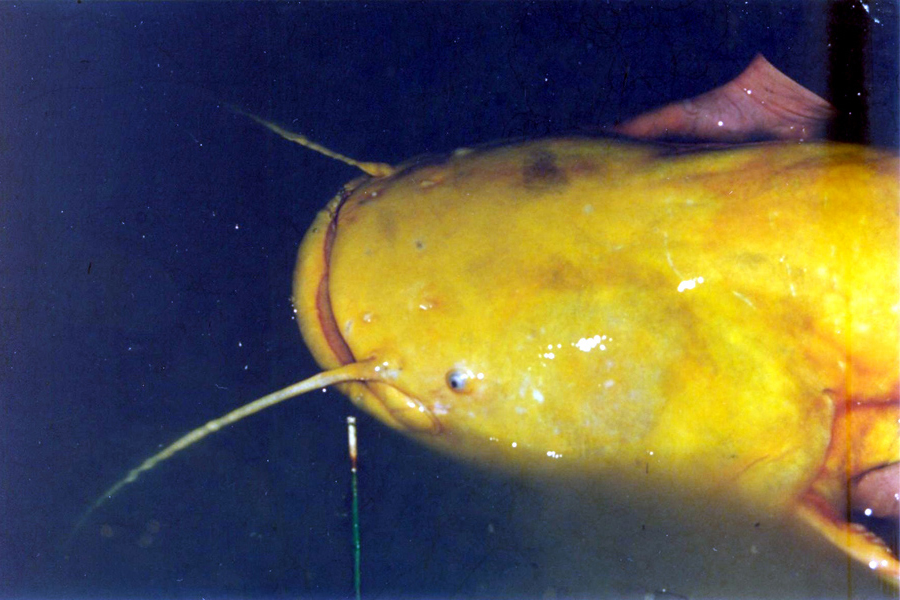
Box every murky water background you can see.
[2,3,897,598]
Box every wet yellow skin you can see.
[295,139,899,579]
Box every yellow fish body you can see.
[294,138,899,579]
[83,135,899,582]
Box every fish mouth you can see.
[310,185,358,368]
[293,178,441,435]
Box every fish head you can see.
[292,143,690,472]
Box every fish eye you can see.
[445,369,473,393]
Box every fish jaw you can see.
[294,185,355,370]
[293,175,441,435]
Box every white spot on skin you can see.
[677,276,704,292]
[532,389,544,403]
[373,361,399,380]
[574,334,609,352]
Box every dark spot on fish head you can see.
[522,149,568,189]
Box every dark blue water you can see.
[2,3,897,599]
